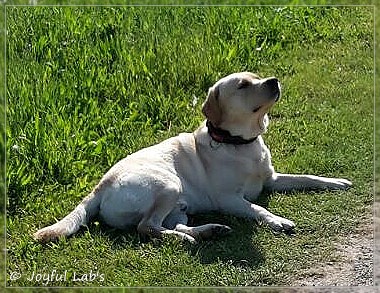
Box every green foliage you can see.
[6,6,373,286]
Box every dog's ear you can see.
[202,85,222,126]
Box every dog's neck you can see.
[206,120,257,145]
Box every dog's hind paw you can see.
[211,224,232,236]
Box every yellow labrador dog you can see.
[34,72,352,244]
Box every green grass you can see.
[6,6,373,287]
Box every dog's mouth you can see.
[252,99,276,114]
[252,90,280,115]
[258,112,269,131]
[274,90,281,102]
[254,103,275,131]
[253,106,262,113]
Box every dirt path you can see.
[375,202,380,286]
[292,205,374,287]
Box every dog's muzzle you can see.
[263,77,281,101]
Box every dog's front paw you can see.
[266,215,295,233]
[325,178,352,190]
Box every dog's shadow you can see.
[185,193,271,266]
[85,217,265,269]
[76,193,273,270]
[185,214,265,267]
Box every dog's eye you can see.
[237,79,251,89]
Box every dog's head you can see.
[202,72,280,139]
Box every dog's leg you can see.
[137,223,198,244]
[174,223,232,241]
[220,197,295,233]
[164,205,231,242]
[136,191,198,243]
[137,207,198,243]
[265,173,352,193]
[33,191,101,243]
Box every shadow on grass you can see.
[187,214,266,268]
[38,190,290,275]
[65,192,281,272]
[75,207,271,271]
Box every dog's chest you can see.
[197,139,274,199]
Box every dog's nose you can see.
[265,77,279,87]
[264,77,280,91]
[263,77,281,101]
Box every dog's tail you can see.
[33,190,102,243]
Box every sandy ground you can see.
[290,203,377,289]
[375,202,380,286]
